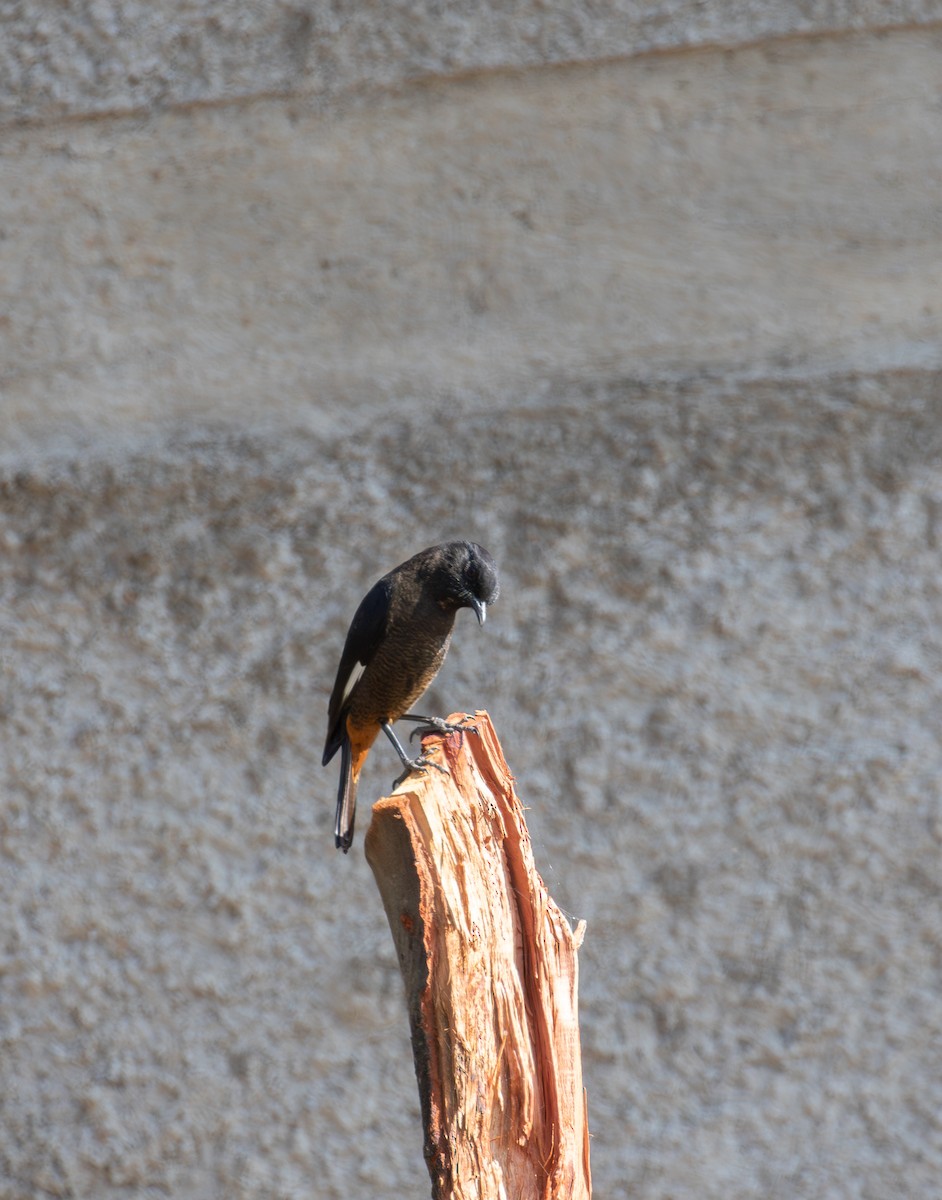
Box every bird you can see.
[323,540,500,853]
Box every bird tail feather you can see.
[334,735,357,853]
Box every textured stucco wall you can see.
[3,374,942,1199]
[2,5,942,1199]
[4,28,942,459]
[5,1,940,126]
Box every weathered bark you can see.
[365,711,591,1200]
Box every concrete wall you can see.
[2,6,941,1199]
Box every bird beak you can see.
[470,598,486,625]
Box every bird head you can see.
[433,540,500,624]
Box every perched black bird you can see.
[323,540,500,852]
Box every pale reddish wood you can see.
[365,711,591,1200]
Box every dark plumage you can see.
[323,540,500,852]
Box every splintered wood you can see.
[365,711,591,1200]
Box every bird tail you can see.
[334,735,357,853]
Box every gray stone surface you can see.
[1,370,941,1198]
[5,1,941,126]
[3,29,942,462]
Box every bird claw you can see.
[408,715,478,743]
[393,752,449,789]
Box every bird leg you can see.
[381,720,449,787]
[400,712,479,742]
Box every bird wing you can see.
[322,576,393,765]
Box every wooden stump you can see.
[365,711,591,1200]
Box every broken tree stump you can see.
[364,711,591,1200]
